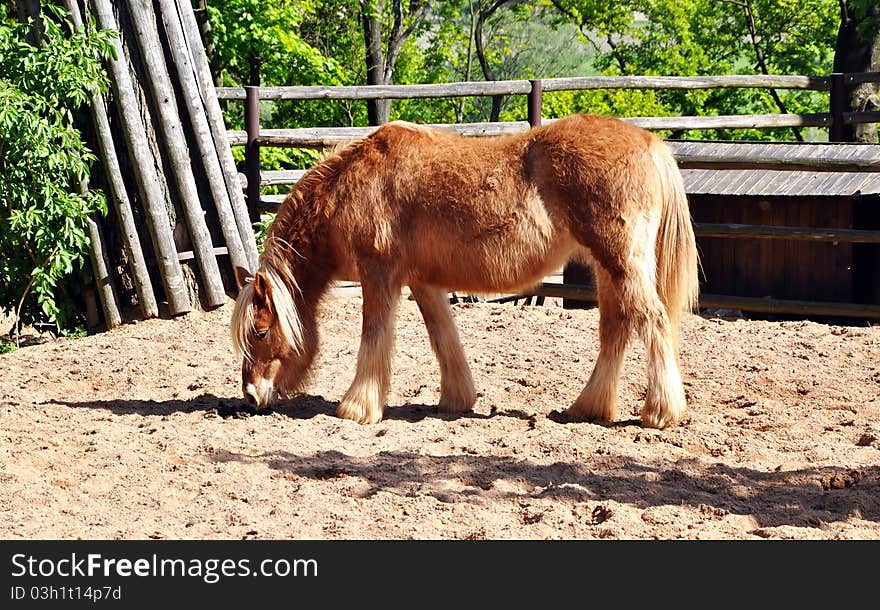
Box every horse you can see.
[231,113,699,429]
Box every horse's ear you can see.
[252,271,272,304]
[235,266,252,290]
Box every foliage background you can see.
[205,0,849,141]
[0,4,115,338]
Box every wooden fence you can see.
[216,73,880,319]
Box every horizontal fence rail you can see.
[217,73,880,101]
[692,223,880,243]
[539,74,834,91]
[220,72,880,320]
[217,80,533,100]
[226,112,880,148]
[846,71,880,86]
[226,121,530,147]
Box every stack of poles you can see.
[63,0,258,327]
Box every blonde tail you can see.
[651,140,700,347]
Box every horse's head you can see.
[231,264,314,409]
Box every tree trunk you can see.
[833,2,880,143]
[192,0,220,87]
[360,0,430,125]
[14,0,42,44]
[361,2,390,125]
[475,0,509,122]
[456,0,477,122]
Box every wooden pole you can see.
[693,223,880,243]
[91,0,191,315]
[528,79,542,128]
[215,74,830,101]
[830,73,848,142]
[75,164,121,329]
[121,0,227,308]
[528,80,544,306]
[86,217,122,329]
[155,0,250,275]
[245,86,261,224]
[177,0,258,269]
[64,0,158,319]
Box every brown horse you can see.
[231,113,699,429]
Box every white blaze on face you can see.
[244,377,276,407]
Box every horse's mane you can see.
[274,122,432,228]
[230,240,304,363]
[232,122,432,363]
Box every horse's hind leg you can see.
[410,285,477,413]
[337,268,402,424]
[567,267,631,422]
[605,259,686,429]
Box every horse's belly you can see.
[408,210,576,293]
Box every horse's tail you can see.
[651,139,700,347]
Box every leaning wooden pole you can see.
[76,167,122,329]
[177,0,259,269]
[91,0,191,315]
[64,0,158,319]
[155,0,250,274]
[122,0,226,308]
[86,217,123,329]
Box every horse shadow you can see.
[211,447,880,529]
[48,394,880,529]
[51,392,537,424]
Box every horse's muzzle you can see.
[243,380,276,409]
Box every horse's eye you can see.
[255,328,269,340]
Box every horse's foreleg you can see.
[567,267,630,422]
[337,272,401,424]
[410,285,476,413]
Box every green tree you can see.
[834,0,879,142]
[0,4,115,338]
[548,0,840,140]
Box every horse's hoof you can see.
[337,399,384,424]
[640,401,685,429]
[566,398,616,423]
[437,392,476,413]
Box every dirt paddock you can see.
[1,292,879,539]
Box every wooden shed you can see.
[679,141,880,312]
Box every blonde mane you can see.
[230,239,304,363]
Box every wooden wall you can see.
[690,195,855,303]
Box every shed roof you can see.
[681,169,880,197]
[670,140,880,197]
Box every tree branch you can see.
[736,0,803,141]
[384,0,431,83]
[547,0,606,57]
[13,243,61,346]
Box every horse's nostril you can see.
[244,392,257,406]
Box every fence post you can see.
[245,85,261,222]
[527,79,547,305]
[528,79,543,128]
[829,73,847,142]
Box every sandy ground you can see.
[1,292,879,540]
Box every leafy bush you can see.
[253,212,275,254]
[0,5,115,339]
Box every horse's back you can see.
[331,115,668,292]
[349,122,578,291]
